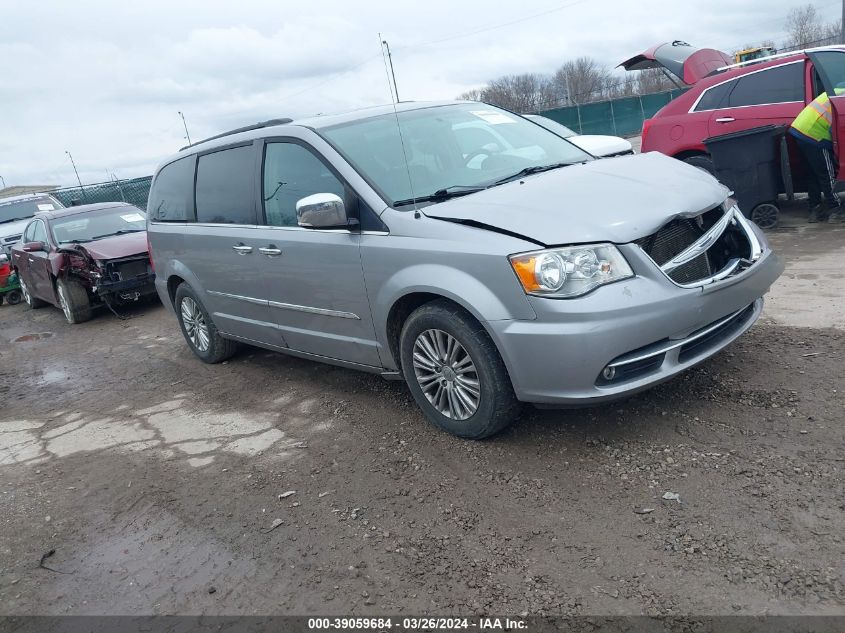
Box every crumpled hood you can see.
[73,231,149,260]
[422,152,730,246]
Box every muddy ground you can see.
[1,206,843,617]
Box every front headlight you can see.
[509,243,633,298]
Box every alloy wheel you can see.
[57,285,72,322]
[412,328,480,420]
[180,296,210,352]
[20,277,32,306]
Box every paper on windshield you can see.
[470,110,517,125]
[37,204,55,211]
[120,213,144,222]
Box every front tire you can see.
[56,278,93,324]
[399,300,521,439]
[174,283,238,363]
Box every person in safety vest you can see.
[789,86,845,223]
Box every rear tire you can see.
[683,155,715,176]
[399,299,522,439]
[56,278,93,324]
[20,276,47,309]
[174,283,238,363]
[6,290,22,305]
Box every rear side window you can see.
[148,156,195,222]
[263,142,344,227]
[726,63,804,107]
[694,80,735,111]
[196,146,255,224]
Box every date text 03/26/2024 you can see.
[307,617,528,630]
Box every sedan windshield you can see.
[51,207,146,244]
[0,196,61,224]
[320,103,592,206]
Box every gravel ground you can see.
[1,209,843,616]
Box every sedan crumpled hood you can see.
[73,231,149,260]
[422,152,730,246]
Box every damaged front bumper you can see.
[94,273,157,302]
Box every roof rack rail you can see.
[714,43,843,73]
[180,118,293,151]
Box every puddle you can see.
[13,332,54,342]
[39,369,68,385]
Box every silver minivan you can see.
[147,101,783,438]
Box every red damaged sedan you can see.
[11,202,156,324]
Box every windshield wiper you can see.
[393,185,486,207]
[492,161,577,186]
[89,229,144,240]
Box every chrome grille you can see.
[636,218,712,283]
[636,206,760,287]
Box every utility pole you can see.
[65,151,84,192]
[178,111,192,145]
[381,39,400,102]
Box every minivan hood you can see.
[422,152,729,246]
[619,40,732,85]
[72,231,149,260]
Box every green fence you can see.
[51,176,152,210]
[537,89,686,137]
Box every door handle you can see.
[258,246,282,257]
[715,117,735,123]
[232,244,253,255]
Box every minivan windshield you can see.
[0,196,61,224]
[51,207,147,244]
[320,103,593,206]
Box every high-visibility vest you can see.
[791,92,835,143]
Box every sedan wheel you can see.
[412,329,480,420]
[19,276,45,309]
[180,296,210,352]
[57,285,72,322]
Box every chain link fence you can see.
[536,88,685,137]
[51,176,152,211]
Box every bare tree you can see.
[457,88,485,101]
[551,57,612,105]
[636,68,676,94]
[458,73,557,112]
[785,4,841,48]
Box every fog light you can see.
[602,366,616,381]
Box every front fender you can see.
[371,262,537,369]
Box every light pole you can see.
[178,111,192,145]
[65,151,84,192]
[381,39,400,102]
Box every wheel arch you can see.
[673,149,710,162]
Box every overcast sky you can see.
[0,0,840,188]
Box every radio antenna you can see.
[379,33,418,216]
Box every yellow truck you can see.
[734,46,777,64]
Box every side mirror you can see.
[296,193,350,229]
[22,241,45,253]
